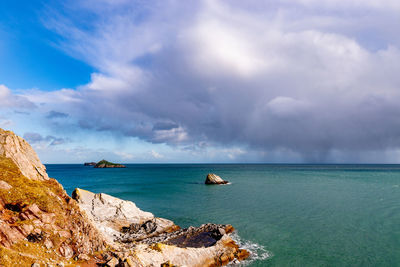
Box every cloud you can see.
[46,110,69,119]
[23,132,68,146]
[0,85,36,110]
[17,0,400,162]
[150,150,164,159]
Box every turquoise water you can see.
[46,164,400,266]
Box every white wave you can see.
[228,232,272,266]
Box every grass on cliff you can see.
[0,156,67,215]
[95,159,121,166]
[0,156,79,266]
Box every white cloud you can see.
[0,85,36,109]
[150,150,164,159]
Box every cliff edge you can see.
[0,129,249,266]
[0,129,48,181]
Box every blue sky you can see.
[0,0,93,90]
[1,0,400,163]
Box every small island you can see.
[84,162,96,166]
[94,159,126,168]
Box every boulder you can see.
[205,173,229,185]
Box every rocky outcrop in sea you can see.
[205,173,229,184]
[0,129,249,266]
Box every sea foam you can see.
[229,232,272,266]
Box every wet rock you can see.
[205,173,229,184]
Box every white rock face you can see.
[72,188,159,243]
[72,188,249,266]
[0,129,49,180]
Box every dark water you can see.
[46,164,400,266]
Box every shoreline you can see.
[0,128,250,266]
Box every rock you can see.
[205,173,229,185]
[77,254,90,261]
[59,243,74,259]
[106,257,119,267]
[72,188,175,243]
[0,180,12,190]
[0,129,49,180]
[0,128,108,266]
[44,239,54,249]
[31,263,40,267]
[83,162,96,166]
[94,159,126,168]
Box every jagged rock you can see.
[205,173,229,184]
[74,188,249,266]
[0,129,48,180]
[71,188,177,244]
[0,180,12,190]
[0,129,108,266]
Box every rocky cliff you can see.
[0,129,249,266]
[0,129,48,181]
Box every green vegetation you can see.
[96,159,119,166]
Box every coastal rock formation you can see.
[94,159,126,168]
[73,188,249,266]
[71,188,177,245]
[84,162,96,166]
[0,128,249,266]
[0,130,107,266]
[205,173,229,185]
[0,129,48,181]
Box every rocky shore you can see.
[0,128,249,266]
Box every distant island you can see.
[84,162,96,166]
[94,159,126,168]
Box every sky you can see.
[0,0,400,163]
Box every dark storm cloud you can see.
[30,0,400,162]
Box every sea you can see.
[46,164,400,266]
